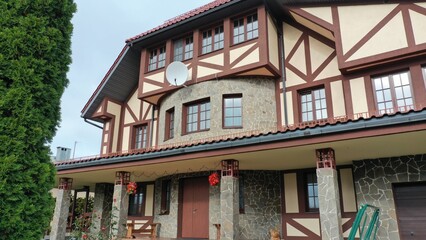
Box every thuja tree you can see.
[0,1,76,239]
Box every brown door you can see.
[181,177,209,239]
[394,182,426,239]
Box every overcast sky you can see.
[50,0,212,158]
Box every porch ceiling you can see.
[57,129,426,190]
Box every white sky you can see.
[50,0,212,158]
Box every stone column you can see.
[220,160,239,240]
[50,178,73,240]
[111,172,130,238]
[316,148,343,240]
[91,183,114,234]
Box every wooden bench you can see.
[126,222,160,239]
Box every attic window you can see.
[233,12,258,45]
[148,45,166,71]
[174,35,193,61]
[201,25,224,54]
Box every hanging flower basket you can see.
[209,172,220,186]
[127,181,137,194]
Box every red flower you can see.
[209,172,220,186]
[127,181,137,194]
[82,234,88,239]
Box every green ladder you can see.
[348,204,380,240]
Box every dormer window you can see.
[174,35,193,61]
[233,13,258,45]
[148,46,166,71]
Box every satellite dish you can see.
[165,61,188,86]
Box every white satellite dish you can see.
[165,61,188,86]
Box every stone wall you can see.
[158,78,278,145]
[353,154,426,240]
[239,171,282,240]
[153,170,282,239]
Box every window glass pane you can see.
[225,108,233,117]
[314,90,319,99]
[307,112,313,121]
[225,118,233,127]
[374,78,382,90]
[382,77,390,89]
[401,72,409,85]
[393,74,401,87]
[234,108,242,117]
[234,117,242,126]
[395,87,403,99]
[403,85,411,98]
[322,109,327,119]
[383,89,392,101]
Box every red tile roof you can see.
[57,106,426,168]
[126,0,233,43]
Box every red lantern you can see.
[208,172,220,186]
[127,182,137,194]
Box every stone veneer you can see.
[220,176,239,240]
[158,78,277,144]
[353,154,426,240]
[153,170,282,240]
[91,183,114,234]
[50,188,71,240]
[111,184,129,238]
[317,168,343,240]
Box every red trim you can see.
[57,108,426,171]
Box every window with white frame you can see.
[372,71,413,114]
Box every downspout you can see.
[263,0,289,126]
[84,118,104,129]
[279,27,289,126]
[150,105,156,147]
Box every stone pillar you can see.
[220,160,239,240]
[91,183,114,234]
[50,178,73,240]
[111,172,130,238]
[316,148,343,240]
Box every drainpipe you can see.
[84,118,104,129]
[263,0,289,126]
[279,28,289,126]
[150,105,156,147]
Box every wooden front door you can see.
[181,177,209,239]
[394,182,426,239]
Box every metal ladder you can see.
[348,204,380,240]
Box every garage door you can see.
[394,182,426,239]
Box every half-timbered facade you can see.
[51,1,426,240]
